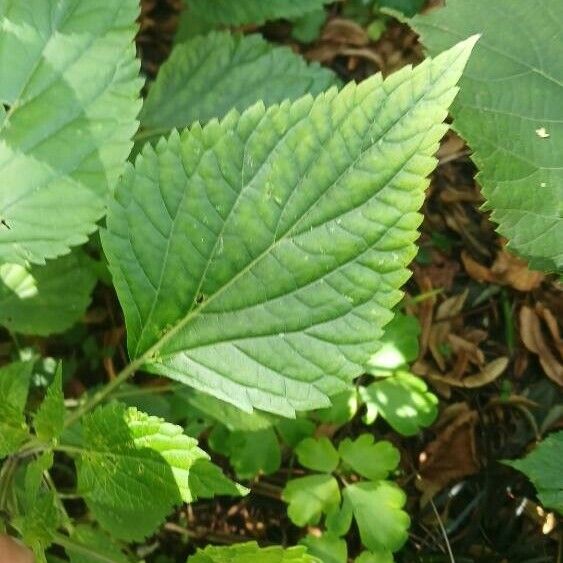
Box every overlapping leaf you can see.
[410,0,563,272]
[0,0,142,264]
[0,252,96,335]
[77,403,208,540]
[0,361,33,458]
[178,0,331,40]
[188,541,320,563]
[140,32,338,143]
[103,37,477,416]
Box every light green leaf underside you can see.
[0,360,33,458]
[140,31,339,143]
[188,541,320,563]
[301,534,347,563]
[78,403,207,541]
[103,37,477,416]
[410,0,563,272]
[0,0,142,264]
[0,251,96,335]
[505,431,563,515]
[178,0,331,40]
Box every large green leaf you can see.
[188,541,320,563]
[77,403,208,540]
[103,38,477,416]
[178,0,331,40]
[140,31,338,143]
[409,0,563,272]
[0,360,33,458]
[0,0,142,264]
[504,431,563,515]
[0,252,96,335]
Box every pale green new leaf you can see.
[103,38,477,416]
[188,541,320,563]
[295,436,339,473]
[0,360,33,458]
[283,474,341,526]
[338,434,399,481]
[78,403,208,540]
[178,0,331,40]
[360,372,438,436]
[0,0,142,264]
[140,32,338,142]
[0,252,96,336]
[343,481,410,552]
[504,431,563,514]
[410,0,563,272]
[34,364,65,443]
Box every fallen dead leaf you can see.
[462,249,544,291]
[520,305,563,386]
[417,404,479,504]
[428,357,509,389]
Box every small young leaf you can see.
[338,434,399,481]
[325,498,353,537]
[0,361,34,458]
[295,437,339,473]
[343,481,410,552]
[209,426,281,479]
[0,0,142,264]
[504,431,563,514]
[0,252,97,336]
[410,0,563,271]
[360,372,438,436]
[301,533,347,563]
[140,32,338,142]
[103,37,478,416]
[34,364,65,443]
[366,313,420,375]
[178,0,331,39]
[283,475,341,526]
[78,403,208,540]
[355,551,394,563]
[188,541,320,562]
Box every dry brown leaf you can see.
[520,306,563,386]
[417,404,479,504]
[429,357,508,389]
[462,250,544,291]
[321,18,369,46]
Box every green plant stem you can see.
[64,357,144,428]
